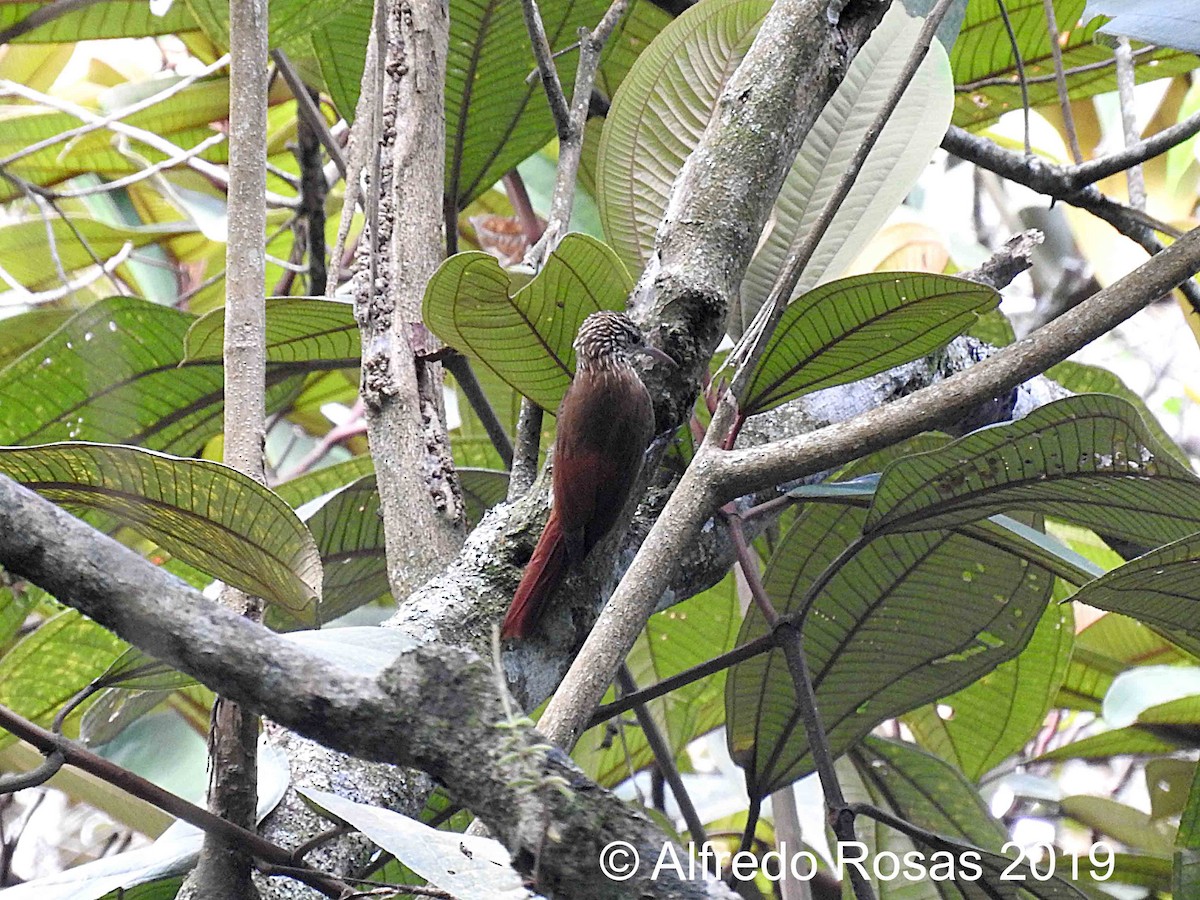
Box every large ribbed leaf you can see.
[274,455,375,509]
[184,297,359,367]
[849,737,1089,898]
[951,0,1199,129]
[1068,534,1200,643]
[445,0,612,210]
[594,0,672,100]
[726,501,1054,797]
[310,0,372,122]
[736,5,953,334]
[598,1,953,336]
[1049,360,1190,466]
[0,78,232,200]
[0,296,298,454]
[1058,614,1195,712]
[0,308,71,370]
[742,273,998,415]
[0,218,196,288]
[906,595,1073,780]
[459,467,510,526]
[0,610,125,749]
[422,232,631,411]
[0,0,198,43]
[302,475,387,623]
[184,0,358,51]
[0,443,322,621]
[865,395,1200,544]
[596,0,768,273]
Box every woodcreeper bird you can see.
[500,310,669,640]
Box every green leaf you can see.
[1148,758,1195,820]
[598,1,953,338]
[0,442,322,622]
[1060,795,1176,855]
[865,394,1200,545]
[726,501,1054,797]
[1058,613,1195,712]
[1036,725,1186,761]
[184,0,364,51]
[184,296,359,367]
[574,574,741,788]
[1048,359,1190,466]
[273,455,376,509]
[459,467,510,527]
[596,0,769,273]
[0,296,301,453]
[0,610,126,749]
[302,475,387,623]
[1179,753,1200,848]
[0,587,37,648]
[93,646,192,692]
[951,0,1199,129]
[310,0,373,121]
[849,736,1089,898]
[445,0,613,210]
[595,0,671,100]
[1068,533,1200,643]
[743,272,999,415]
[0,218,195,289]
[0,308,72,370]
[906,599,1073,780]
[0,78,232,199]
[0,0,198,43]
[736,6,954,334]
[423,232,631,411]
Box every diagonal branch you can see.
[0,472,733,899]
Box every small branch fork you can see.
[0,702,356,899]
[507,0,630,500]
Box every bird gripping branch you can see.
[500,310,667,640]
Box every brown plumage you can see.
[500,311,660,640]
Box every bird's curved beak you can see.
[636,345,676,367]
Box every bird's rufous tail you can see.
[501,511,567,640]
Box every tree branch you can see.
[0,473,737,899]
[941,124,1200,311]
[536,0,891,752]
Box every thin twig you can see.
[615,667,709,849]
[942,125,1200,311]
[1072,106,1200,187]
[1042,0,1082,164]
[0,702,353,898]
[271,48,348,179]
[957,43,1157,91]
[507,401,544,499]
[520,0,572,139]
[0,55,231,167]
[0,241,133,306]
[727,0,957,401]
[526,0,630,264]
[442,352,514,469]
[0,80,297,209]
[1114,36,1145,210]
[48,133,229,198]
[0,170,127,296]
[776,623,875,900]
[503,170,544,246]
[994,0,1031,157]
